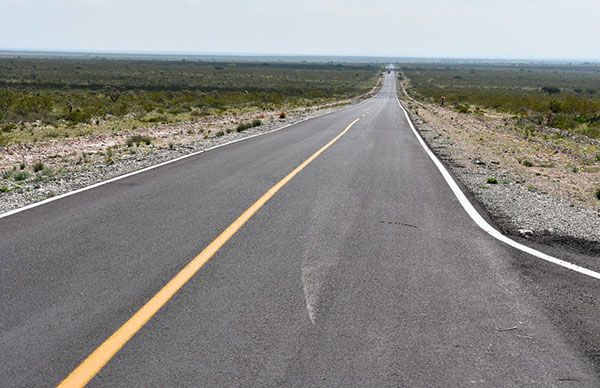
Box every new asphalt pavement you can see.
[2,72,600,387]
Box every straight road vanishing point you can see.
[2,71,600,386]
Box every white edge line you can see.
[0,97,371,220]
[395,94,600,280]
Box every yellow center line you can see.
[58,117,361,387]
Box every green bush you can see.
[236,119,263,132]
[13,171,29,181]
[66,108,92,124]
[236,122,253,132]
[487,177,498,184]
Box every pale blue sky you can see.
[2,0,600,59]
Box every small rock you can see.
[518,229,534,238]
[473,159,486,165]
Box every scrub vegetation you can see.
[399,63,600,139]
[397,61,600,217]
[0,57,379,146]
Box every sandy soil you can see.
[398,81,600,243]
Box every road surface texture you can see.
[2,72,600,387]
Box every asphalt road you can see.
[2,72,600,387]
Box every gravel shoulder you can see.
[397,81,600,247]
[0,93,376,215]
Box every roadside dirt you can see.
[398,81,600,244]
[0,92,377,214]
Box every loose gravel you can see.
[402,98,600,244]
[0,102,357,215]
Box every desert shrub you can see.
[66,108,92,124]
[542,86,561,95]
[13,171,29,181]
[125,135,152,147]
[455,103,471,114]
[487,177,498,184]
[0,58,379,136]
[32,161,45,172]
[2,123,17,132]
[236,122,253,132]
[521,159,534,167]
[547,100,562,114]
[401,63,600,139]
[236,119,262,133]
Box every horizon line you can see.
[1,48,600,63]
